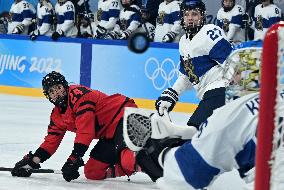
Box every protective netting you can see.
[270,26,284,190]
[125,113,152,151]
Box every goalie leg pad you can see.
[136,149,163,182]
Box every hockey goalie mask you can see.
[42,71,69,111]
[222,0,235,12]
[181,0,206,38]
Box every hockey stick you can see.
[0,167,62,174]
[123,107,197,152]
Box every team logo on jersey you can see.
[183,56,199,85]
[144,57,180,90]
[256,15,263,31]
[222,18,230,33]
[120,19,127,31]
[97,8,103,21]
[157,11,165,25]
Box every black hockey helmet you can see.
[222,0,235,12]
[42,71,69,109]
[180,0,206,36]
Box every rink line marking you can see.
[0,86,197,113]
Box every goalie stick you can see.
[0,167,62,174]
[123,107,197,152]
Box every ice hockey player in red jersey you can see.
[11,71,138,182]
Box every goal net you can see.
[255,22,284,190]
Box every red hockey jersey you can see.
[39,85,137,156]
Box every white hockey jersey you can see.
[154,0,182,42]
[157,91,284,190]
[217,4,245,42]
[8,0,36,34]
[116,5,141,33]
[36,2,54,36]
[97,0,121,32]
[174,24,233,100]
[54,1,77,37]
[135,22,155,41]
[253,3,281,40]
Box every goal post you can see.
[255,22,284,190]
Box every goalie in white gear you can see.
[216,0,246,43]
[51,0,78,40]
[30,0,54,40]
[154,0,182,43]
[8,0,36,35]
[155,0,233,129]
[125,90,284,189]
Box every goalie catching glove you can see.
[11,151,41,177]
[155,88,179,116]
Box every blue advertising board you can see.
[0,38,81,88]
[91,43,199,104]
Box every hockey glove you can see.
[12,23,25,34]
[51,30,64,41]
[95,25,107,39]
[30,29,40,41]
[119,30,131,40]
[61,155,84,182]
[11,151,41,177]
[155,88,179,116]
[162,31,176,43]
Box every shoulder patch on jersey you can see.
[69,86,92,109]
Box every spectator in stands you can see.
[7,0,36,35]
[29,0,54,40]
[95,0,121,39]
[252,0,281,40]
[217,0,246,43]
[154,0,182,43]
[51,0,78,40]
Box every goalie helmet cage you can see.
[255,22,284,190]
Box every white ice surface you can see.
[0,94,248,190]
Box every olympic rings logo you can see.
[145,57,180,90]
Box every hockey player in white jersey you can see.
[30,0,54,40]
[95,0,121,39]
[51,0,78,40]
[125,90,284,189]
[155,0,233,129]
[154,0,182,43]
[253,0,281,40]
[134,7,155,41]
[8,0,36,35]
[114,0,142,40]
[217,0,246,43]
